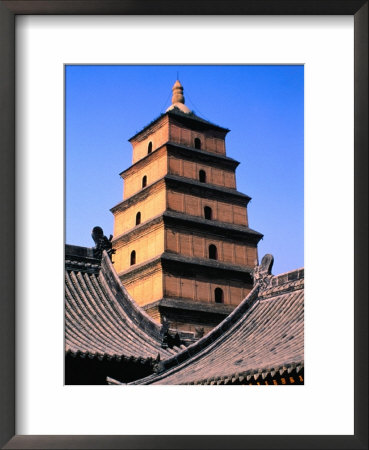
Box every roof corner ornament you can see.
[91,226,116,260]
[253,254,274,291]
[195,327,204,339]
[152,353,162,373]
[160,316,181,349]
[160,316,170,349]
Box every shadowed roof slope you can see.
[65,248,181,361]
[126,255,304,385]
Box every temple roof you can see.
[65,247,183,362]
[123,255,304,385]
[129,108,228,143]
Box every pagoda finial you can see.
[171,80,185,105]
[166,80,191,113]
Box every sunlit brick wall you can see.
[124,268,163,308]
[165,229,257,266]
[169,122,226,155]
[113,186,166,236]
[168,155,236,189]
[123,151,168,199]
[167,190,248,226]
[131,117,169,163]
[113,223,164,273]
[164,273,251,306]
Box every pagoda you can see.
[111,80,263,335]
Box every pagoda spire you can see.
[172,80,185,104]
[166,80,191,113]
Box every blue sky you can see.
[66,65,304,275]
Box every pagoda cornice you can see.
[165,174,251,204]
[165,142,240,168]
[118,252,254,284]
[112,211,262,247]
[160,252,253,277]
[128,109,229,143]
[112,215,163,246]
[119,142,240,179]
[143,297,235,316]
[110,178,165,214]
[163,210,263,244]
[119,145,167,178]
[118,255,163,283]
[166,109,229,134]
[111,175,251,215]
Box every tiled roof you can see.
[129,108,229,142]
[65,249,182,361]
[126,255,304,385]
[65,244,101,274]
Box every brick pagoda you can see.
[111,80,263,334]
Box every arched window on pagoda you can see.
[199,170,206,183]
[214,288,224,304]
[148,142,152,154]
[135,212,141,225]
[130,250,136,266]
[209,244,217,260]
[142,175,147,188]
[204,206,212,220]
[194,137,202,149]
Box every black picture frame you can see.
[0,1,367,449]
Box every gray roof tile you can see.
[65,250,177,361]
[128,261,304,385]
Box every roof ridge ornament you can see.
[160,316,182,350]
[253,254,274,291]
[91,226,115,260]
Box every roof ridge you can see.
[131,284,261,384]
[129,256,305,385]
[99,251,164,342]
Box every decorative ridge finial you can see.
[166,80,191,113]
[171,80,185,105]
[91,226,115,260]
[253,254,274,290]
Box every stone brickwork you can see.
[131,116,170,163]
[113,222,164,272]
[111,81,262,332]
[123,148,168,199]
[165,228,257,266]
[113,183,166,236]
[167,189,248,226]
[168,154,236,188]
[168,121,226,155]
[163,273,251,306]
[122,265,163,307]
